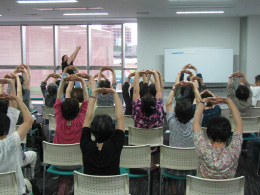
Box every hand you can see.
[174,81,187,89]
[0,93,17,101]
[20,64,30,70]
[0,79,9,84]
[189,65,197,71]
[4,74,16,79]
[103,87,116,94]
[128,72,136,78]
[181,69,192,75]
[100,66,111,72]
[51,73,61,79]
[76,73,92,80]
[156,70,162,77]
[191,76,201,81]
[76,46,81,50]
[138,70,147,76]
[63,75,78,81]
[182,64,191,70]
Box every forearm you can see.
[65,81,74,98]
[81,81,89,100]
[23,72,30,90]
[89,76,97,92]
[43,75,51,83]
[193,103,204,132]
[0,84,3,94]
[226,98,243,134]
[113,92,124,130]
[16,76,23,99]
[111,69,116,83]
[166,89,175,112]
[83,96,96,127]
[57,80,66,99]
[133,74,140,100]
[175,72,181,83]
[68,48,80,64]
[228,77,233,85]
[152,72,161,94]
[193,84,202,105]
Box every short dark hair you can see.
[0,113,10,137]
[174,99,194,124]
[47,83,58,96]
[149,84,156,97]
[91,114,115,143]
[140,83,150,98]
[201,92,213,107]
[141,93,156,116]
[206,116,232,143]
[71,88,84,103]
[61,98,80,121]
[255,74,260,83]
[235,85,250,101]
[0,99,9,115]
[98,80,111,88]
[62,55,67,62]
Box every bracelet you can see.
[171,88,176,92]
[200,101,207,106]
[90,96,96,98]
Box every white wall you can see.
[137,17,240,83]
[246,16,260,84]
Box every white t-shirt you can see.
[7,107,20,137]
[250,86,260,106]
[0,132,25,194]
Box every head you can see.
[61,98,80,121]
[71,87,84,103]
[98,80,111,94]
[141,93,156,116]
[91,115,115,143]
[0,99,9,115]
[139,82,150,98]
[62,55,68,62]
[56,79,61,86]
[174,99,194,124]
[0,114,10,138]
[201,92,213,107]
[47,83,58,96]
[149,84,156,97]
[255,74,260,86]
[235,85,250,101]
[206,116,232,143]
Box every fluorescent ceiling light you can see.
[0,15,2,16]
[63,13,108,16]
[176,11,224,14]
[34,7,104,11]
[17,0,78,3]
[41,26,53,29]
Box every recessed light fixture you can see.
[17,0,78,3]
[176,11,224,14]
[0,15,2,16]
[63,13,108,16]
[34,7,104,11]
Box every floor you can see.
[29,94,260,195]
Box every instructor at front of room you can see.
[61,46,81,75]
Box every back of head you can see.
[149,84,156,97]
[61,98,80,121]
[47,83,58,96]
[201,93,213,107]
[61,55,66,63]
[235,85,250,101]
[0,113,10,137]
[0,99,9,115]
[174,99,194,124]
[141,93,156,116]
[140,82,150,98]
[98,80,111,88]
[91,114,114,143]
[71,87,84,103]
[255,74,260,86]
[206,116,232,143]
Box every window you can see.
[125,23,137,69]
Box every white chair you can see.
[221,107,231,120]
[42,105,55,123]
[186,175,245,195]
[42,141,83,195]
[93,106,116,121]
[74,171,129,195]
[48,114,56,141]
[128,126,163,147]
[120,145,151,195]
[124,115,134,131]
[256,100,260,107]
[251,107,260,117]
[0,171,18,195]
[230,116,260,134]
[159,145,198,195]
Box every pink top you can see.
[53,99,88,144]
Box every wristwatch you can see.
[200,101,207,106]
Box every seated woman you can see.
[53,74,92,144]
[80,87,125,175]
[132,70,164,128]
[193,96,243,179]
[96,66,117,106]
[165,80,201,195]
[122,72,135,115]
[193,90,221,127]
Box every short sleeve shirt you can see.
[132,98,164,128]
[97,83,117,106]
[80,127,125,175]
[0,132,25,194]
[193,130,243,179]
[7,107,20,137]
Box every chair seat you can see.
[120,167,148,177]
[243,133,257,140]
[46,165,81,176]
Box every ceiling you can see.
[0,0,260,23]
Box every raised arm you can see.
[15,74,23,100]
[65,81,74,98]
[149,70,162,99]
[57,76,67,100]
[109,67,117,84]
[166,82,183,113]
[19,67,30,90]
[76,73,96,101]
[189,81,202,105]
[21,64,31,83]
[67,46,81,65]
[125,72,135,83]
[132,71,143,100]
[156,70,164,92]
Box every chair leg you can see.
[148,169,151,195]
[257,151,260,176]
[159,169,163,195]
[43,164,46,195]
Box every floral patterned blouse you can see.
[193,130,243,179]
[132,98,164,128]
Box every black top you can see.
[122,82,132,115]
[62,61,75,75]
[80,127,125,175]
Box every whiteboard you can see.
[164,48,234,83]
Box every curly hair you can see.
[61,98,80,121]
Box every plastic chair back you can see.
[128,126,163,147]
[160,145,198,170]
[42,141,83,166]
[186,175,245,195]
[230,116,260,133]
[42,105,55,120]
[0,171,18,195]
[256,100,260,107]
[93,106,116,120]
[251,107,260,117]
[221,107,230,120]
[48,114,56,131]
[74,171,129,195]
[124,115,134,131]
[120,145,151,168]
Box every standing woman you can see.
[80,87,125,175]
[132,70,164,128]
[61,46,81,75]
